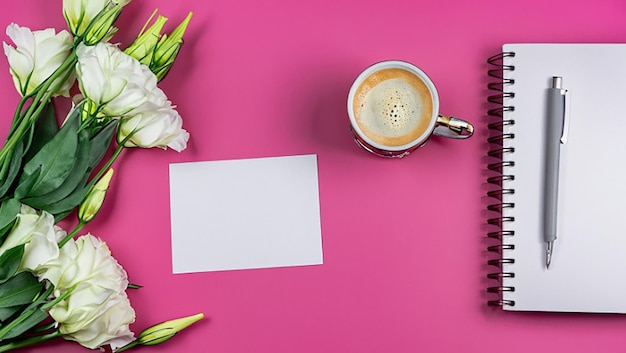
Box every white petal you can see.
[168,129,190,152]
[6,23,35,53]
[21,233,60,272]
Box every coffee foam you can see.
[353,68,433,147]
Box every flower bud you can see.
[82,4,122,45]
[150,12,193,81]
[115,313,203,352]
[137,313,203,346]
[63,0,130,44]
[78,169,114,223]
[124,12,168,66]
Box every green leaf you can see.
[0,272,42,308]
[45,181,94,218]
[0,283,51,340]
[0,303,48,340]
[0,296,48,341]
[0,139,25,199]
[18,109,79,198]
[22,128,91,209]
[45,120,117,221]
[13,165,41,200]
[87,120,117,171]
[0,304,25,322]
[23,102,59,163]
[24,120,117,216]
[0,198,20,242]
[0,245,25,284]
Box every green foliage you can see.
[18,107,79,198]
[86,120,117,172]
[22,119,117,214]
[0,198,20,242]
[22,102,59,163]
[0,272,42,309]
[23,128,89,208]
[0,140,25,199]
[13,166,41,200]
[0,304,26,323]
[0,102,119,221]
[0,245,25,283]
[0,276,51,340]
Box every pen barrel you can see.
[543,88,565,242]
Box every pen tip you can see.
[546,242,553,269]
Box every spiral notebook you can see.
[485,43,626,313]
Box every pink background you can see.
[1,0,626,352]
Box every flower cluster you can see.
[0,0,202,352]
[76,42,189,151]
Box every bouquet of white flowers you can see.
[0,0,202,351]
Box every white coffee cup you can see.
[347,60,473,158]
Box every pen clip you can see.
[560,89,570,144]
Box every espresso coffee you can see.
[352,68,434,147]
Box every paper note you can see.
[169,154,323,273]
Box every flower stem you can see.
[92,141,125,183]
[91,127,141,184]
[9,96,32,136]
[114,339,139,352]
[0,330,61,352]
[58,221,85,248]
[41,285,75,310]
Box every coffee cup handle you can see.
[433,115,474,139]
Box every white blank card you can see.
[169,154,323,273]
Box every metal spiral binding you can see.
[486,52,516,307]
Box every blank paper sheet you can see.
[169,154,323,273]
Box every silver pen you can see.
[544,76,568,269]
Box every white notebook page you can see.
[501,44,626,313]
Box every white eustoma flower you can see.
[118,106,189,152]
[63,0,131,39]
[50,283,135,350]
[0,204,66,273]
[43,234,135,350]
[40,233,128,293]
[76,42,152,117]
[118,78,189,152]
[2,23,74,97]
